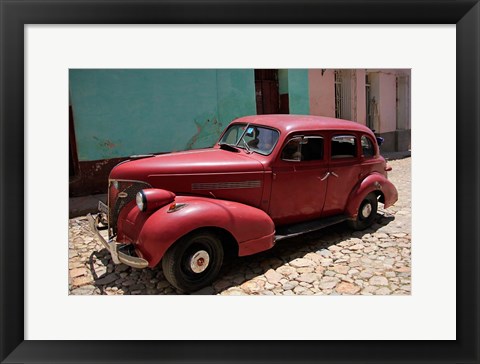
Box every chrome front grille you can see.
[108,180,151,233]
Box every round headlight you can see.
[136,191,146,211]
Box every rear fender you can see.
[345,173,398,218]
[121,196,275,268]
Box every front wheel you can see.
[162,231,224,293]
[348,192,378,230]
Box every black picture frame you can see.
[1,1,478,363]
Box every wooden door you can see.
[255,69,280,114]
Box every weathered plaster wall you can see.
[217,69,256,130]
[287,69,310,114]
[378,72,397,133]
[368,72,381,132]
[367,71,398,134]
[353,69,367,125]
[69,69,256,161]
[308,69,335,117]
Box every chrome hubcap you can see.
[189,250,210,273]
[361,203,372,218]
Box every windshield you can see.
[219,123,280,155]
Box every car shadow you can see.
[199,212,395,295]
[87,212,395,295]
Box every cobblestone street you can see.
[68,157,411,296]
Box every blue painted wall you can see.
[287,69,310,114]
[69,69,256,161]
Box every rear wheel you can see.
[348,192,378,230]
[162,231,224,293]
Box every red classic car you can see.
[88,115,398,292]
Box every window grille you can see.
[334,70,351,120]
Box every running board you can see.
[275,215,349,241]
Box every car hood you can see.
[109,148,265,181]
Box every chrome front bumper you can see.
[87,213,149,269]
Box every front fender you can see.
[118,196,275,268]
[345,173,398,218]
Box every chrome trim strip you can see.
[191,180,261,190]
[109,179,153,184]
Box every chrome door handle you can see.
[319,172,330,181]
[331,172,339,178]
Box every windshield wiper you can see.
[218,143,240,152]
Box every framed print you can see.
[1,1,479,363]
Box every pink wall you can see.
[309,69,365,124]
[379,72,397,133]
[309,69,335,117]
[368,71,397,133]
[308,69,400,134]
[354,70,366,125]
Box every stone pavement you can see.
[68,157,411,295]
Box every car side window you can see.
[331,135,357,159]
[302,137,324,161]
[281,137,302,161]
[281,136,324,162]
[361,135,375,158]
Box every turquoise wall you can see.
[69,69,256,161]
[287,69,310,114]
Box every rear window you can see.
[361,135,375,158]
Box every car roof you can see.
[231,114,374,135]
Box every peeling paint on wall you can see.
[186,117,225,150]
[92,159,110,173]
[91,136,120,159]
[93,136,117,149]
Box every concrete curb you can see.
[382,151,411,161]
[69,193,107,218]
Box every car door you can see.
[322,133,363,216]
[268,134,329,226]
